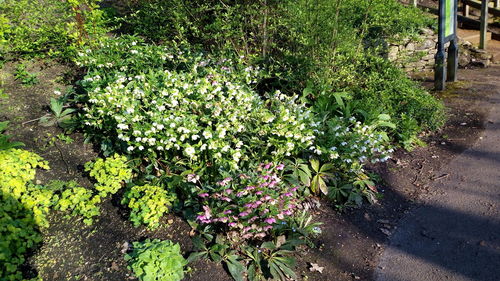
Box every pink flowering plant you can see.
[196,162,303,240]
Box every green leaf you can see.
[226,256,245,281]
[50,98,63,116]
[378,114,391,121]
[261,241,276,250]
[187,251,205,263]
[310,159,320,173]
[320,163,334,173]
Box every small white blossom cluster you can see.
[317,116,393,173]
[78,39,317,169]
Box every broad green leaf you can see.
[50,98,63,116]
[310,159,320,173]
[226,256,245,281]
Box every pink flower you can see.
[245,203,253,208]
[290,187,298,192]
[198,193,209,198]
[252,201,262,208]
[276,163,285,170]
[263,225,273,231]
[283,210,292,216]
[237,191,246,197]
[254,232,267,238]
[249,216,258,223]
[225,189,233,194]
[256,191,263,195]
[203,206,212,219]
[264,218,276,224]
[284,192,293,197]
[228,222,237,227]
[264,163,272,169]
[243,226,252,232]
[221,197,232,202]
[245,186,256,191]
[239,211,249,217]
[223,210,232,214]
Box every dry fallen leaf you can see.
[380,228,391,236]
[120,241,130,254]
[309,263,324,273]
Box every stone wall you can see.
[386,28,493,73]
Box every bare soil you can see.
[1,58,497,281]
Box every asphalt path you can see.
[374,67,500,281]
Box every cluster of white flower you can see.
[317,116,393,173]
[79,41,317,169]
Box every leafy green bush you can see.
[0,0,108,60]
[122,184,175,229]
[114,0,443,147]
[315,53,445,145]
[84,154,133,197]
[77,36,317,173]
[125,239,187,281]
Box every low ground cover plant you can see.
[125,239,187,281]
[122,184,175,229]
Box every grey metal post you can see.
[479,0,489,49]
[435,44,446,90]
[495,0,500,8]
[447,40,458,82]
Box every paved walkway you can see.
[375,66,500,281]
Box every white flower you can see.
[185,146,195,158]
[54,90,62,96]
[127,146,134,151]
[203,131,212,139]
[192,134,200,140]
[138,145,144,151]
[117,123,129,130]
[130,50,138,54]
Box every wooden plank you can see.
[463,0,500,17]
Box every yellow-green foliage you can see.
[84,154,132,197]
[122,184,175,229]
[0,148,52,227]
[0,148,49,197]
[52,180,102,225]
[0,148,48,280]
